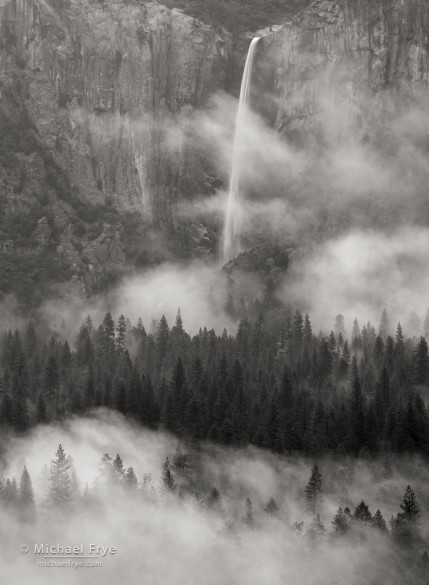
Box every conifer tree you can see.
[413,337,429,385]
[49,444,72,506]
[19,465,35,514]
[4,477,19,506]
[125,467,138,490]
[116,315,127,353]
[379,309,390,340]
[161,457,176,493]
[112,454,125,485]
[372,509,387,531]
[396,485,421,548]
[265,497,279,515]
[332,508,349,534]
[354,501,372,523]
[156,316,170,370]
[305,464,323,515]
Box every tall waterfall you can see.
[222,37,260,263]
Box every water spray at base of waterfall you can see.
[222,37,260,264]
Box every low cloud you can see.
[0,412,427,585]
[282,227,429,335]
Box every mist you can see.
[40,50,429,336]
[282,227,429,334]
[38,261,239,339]
[1,412,428,585]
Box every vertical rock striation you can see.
[0,0,231,303]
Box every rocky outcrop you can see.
[0,0,231,305]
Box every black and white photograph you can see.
[0,0,429,583]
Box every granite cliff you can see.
[1,0,429,308]
[0,0,230,306]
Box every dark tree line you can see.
[1,308,429,456]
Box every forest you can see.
[1,307,429,583]
[1,306,429,457]
[0,445,429,548]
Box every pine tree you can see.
[265,497,279,515]
[112,454,124,485]
[49,444,72,506]
[4,477,19,505]
[395,323,405,361]
[116,315,127,353]
[305,464,323,515]
[396,485,421,548]
[101,312,115,343]
[174,308,183,334]
[161,457,176,493]
[125,467,138,490]
[354,501,372,524]
[351,318,361,352]
[99,453,113,485]
[303,313,312,347]
[413,337,429,385]
[379,309,390,340]
[332,507,350,534]
[156,316,170,370]
[372,509,387,531]
[19,465,35,517]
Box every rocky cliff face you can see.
[257,0,429,136]
[233,0,429,244]
[0,0,230,306]
[1,0,429,308]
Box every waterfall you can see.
[222,37,260,263]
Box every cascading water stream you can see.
[222,37,260,263]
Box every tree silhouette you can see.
[305,464,323,515]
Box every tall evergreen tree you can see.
[49,444,72,506]
[161,457,176,493]
[305,464,323,515]
[413,337,429,385]
[396,485,421,548]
